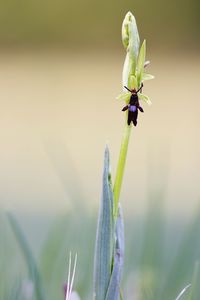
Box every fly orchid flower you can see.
[117,12,154,108]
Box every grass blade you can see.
[175,284,191,300]
[7,213,46,300]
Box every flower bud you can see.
[122,11,140,71]
[122,12,140,87]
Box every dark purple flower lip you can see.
[129,105,137,112]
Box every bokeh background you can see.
[0,0,200,299]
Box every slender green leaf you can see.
[105,205,124,300]
[93,146,114,300]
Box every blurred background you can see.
[0,0,200,299]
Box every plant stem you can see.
[113,117,132,218]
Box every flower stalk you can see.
[113,121,131,218]
[113,12,139,218]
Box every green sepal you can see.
[116,92,130,103]
[138,92,152,105]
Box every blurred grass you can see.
[1,194,200,300]
[7,213,46,300]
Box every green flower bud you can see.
[122,11,140,75]
[122,12,140,88]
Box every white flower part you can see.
[70,291,81,300]
[21,279,34,300]
[65,252,78,300]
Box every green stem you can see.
[113,117,132,218]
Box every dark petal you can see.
[133,120,137,126]
[138,106,144,113]
[122,105,129,111]
[132,110,138,126]
[128,111,133,125]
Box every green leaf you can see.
[138,92,152,105]
[7,213,46,300]
[93,146,114,300]
[137,40,146,85]
[142,73,155,81]
[105,205,124,300]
